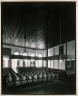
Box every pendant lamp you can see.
[23,35,27,56]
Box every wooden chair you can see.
[6,73,14,87]
[47,73,51,81]
[12,73,21,86]
[27,75,33,84]
[38,74,42,82]
[50,72,55,79]
[33,74,38,83]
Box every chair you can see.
[21,76,27,85]
[17,73,27,85]
[33,74,38,83]
[55,72,59,79]
[27,75,33,84]
[12,73,21,86]
[6,73,14,87]
[42,73,47,81]
[50,72,55,79]
[38,74,42,82]
[47,73,51,81]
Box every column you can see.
[65,42,67,70]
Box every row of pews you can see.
[66,70,75,77]
[3,67,75,87]
[5,70,59,87]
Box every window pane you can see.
[54,60,58,69]
[14,51,19,55]
[19,60,23,67]
[23,60,27,67]
[12,59,18,68]
[51,60,53,68]
[3,58,9,68]
[43,60,46,67]
[31,59,35,67]
[48,60,50,68]
[23,52,27,56]
[11,59,19,73]
[31,53,35,57]
[39,60,42,67]
[39,54,42,57]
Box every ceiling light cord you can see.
[24,35,26,52]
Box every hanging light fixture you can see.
[23,35,27,56]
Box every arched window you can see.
[14,51,20,55]
[31,53,35,57]
[23,52,27,56]
[39,53,43,57]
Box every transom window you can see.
[14,51,20,55]
[23,52,27,56]
[39,53,42,57]
[31,53,35,57]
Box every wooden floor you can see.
[2,78,76,95]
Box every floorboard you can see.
[2,78,76,95]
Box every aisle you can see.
[2,79,76,95]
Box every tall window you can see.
[39,53,43,67]
[19,59,23,67]
[11,59,19,73]
[23,59,27,67]
[51,60,53,68]
[31,53,35,67]
[53,60,58,69]
[3,57,9,68]
[23,52,27,67]
[43,60,46,67]
[48,60,51,68]
[31,59,35,67]
[12,59,19,68]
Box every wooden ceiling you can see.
[2,2,76,49]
